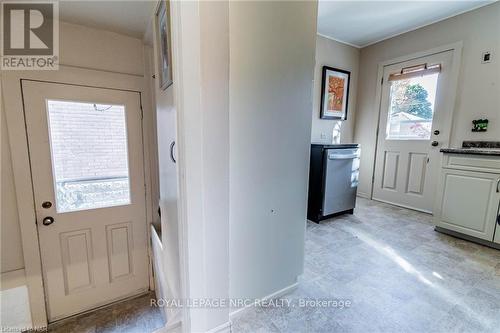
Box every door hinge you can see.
[381,77,384,85]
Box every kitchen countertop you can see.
[440,148,500,156]
[441,141,500,156]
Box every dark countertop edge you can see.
[462,141,500,149]
[311,143,360,148]
[440,148,500,156]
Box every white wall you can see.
[312,35,360,144]
[229,1,318,300]
[59,22,144,75]
[199,1,230,329]
[354,2,500,197]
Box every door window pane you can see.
[386,73,439,140]
[47,100,131,213]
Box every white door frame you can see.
[369,42,463,204]
[2,66,157,328]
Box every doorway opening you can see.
[372,50,455,212]
[22,80,150,322]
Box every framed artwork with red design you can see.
[320,66,350,120]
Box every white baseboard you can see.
[156,317,230,333]
[153,319,182,333]
[206,321,231,333]
[356,192,370,199]
[1,268,26,290]
[229,281,298,320]
[371,197,432,214]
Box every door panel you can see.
[382,151,399,189]
[155,85,182,321]
[60,229,94,294]
[106,222,134,282]
[22,81,149,321]
[406,153,427,195]
[373,51,454,212]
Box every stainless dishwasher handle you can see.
[328,154,359,160]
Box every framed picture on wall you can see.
[156,0,173,90]
[320,66,350,120]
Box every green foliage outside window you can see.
[391,81,433,120]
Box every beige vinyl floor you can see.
[232,198,500,332]
[47,292,164,333]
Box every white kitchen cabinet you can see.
[434,154,500,243]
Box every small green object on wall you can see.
[472,119,488,132]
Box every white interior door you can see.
[373,51,455,212]
[22,81,149,321]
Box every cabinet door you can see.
[435,169,500,241]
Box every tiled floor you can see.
[47,292,164,333]
[232,198,500,333]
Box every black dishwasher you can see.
[307,144,360,222]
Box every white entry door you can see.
[373,51,455,212]
[22,81,149,321]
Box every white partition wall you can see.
[229,1,318,301]
[168,1,318,331]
